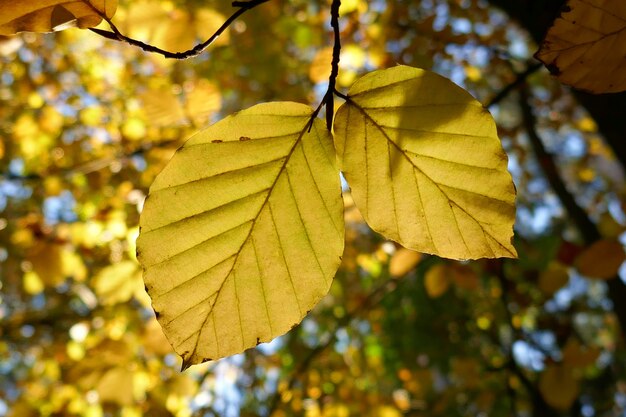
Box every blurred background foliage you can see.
[1,0,626,416]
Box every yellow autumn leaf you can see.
[562,338,600,368]
[184,79,222,123]
[333,66,517,260]
[309,47,333,83]
[152,8,228,53]
[0,0,118,35]
[575,238,625,280]
[450,263,479,290]
[96,367,135,406]
[424,264,451,298]
[538,364,580,411]
[536,0,626,93]
[140,87,186,126]
[538,261,569,295]
[27,241,65,286]
[93,260,146,305]
[389,247,422,277]
[137,102,344,367]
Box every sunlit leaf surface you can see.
[334,66,517,260]
[137,102,344,367]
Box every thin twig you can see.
[485,62,542,109]
[307,0,342,132]
[519,85,626,337]
[87,0,270,59]
[495,262,553,417]
[325,0,342,130]
[519,86,598,242]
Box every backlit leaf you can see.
[389,247,422,277]
[539,364,580,411]
[333,66,517,260]
[538,261,569,295]
[137,102,344,367]
[424,264,451,298]
[536,0,626,93]
[0,0,118,35]
[575,238,625,279]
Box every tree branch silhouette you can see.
[486,62,542,108]
[519,85,626,335]
[87,0,270,59]
[309,0,342,131]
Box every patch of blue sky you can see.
[211,357,245,417]
[561,131,587,159]
[368,0,387,14]
[516,204,559,237]
[43,190,77,225]
[512,340,546,371]
[131,154,148,172]
[433,3,449,31]
[451,17,472,34]
[256,335,284,355]
[334,327,350,354]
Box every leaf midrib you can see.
[346,97,514,256]
[186,115,314,360]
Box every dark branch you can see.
[519,85,626,335]
[307,0,342,132]
[325,0,342,130]
[519,86,599,242]
[486,62,542,109]
[88,0,270,59]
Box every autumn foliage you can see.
[1,0,626,416]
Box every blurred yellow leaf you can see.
[450,263,479,290]
[562,338,600,368]
[333,66,517,259]
[140,87,185,126]
[465,65,481,82]
[93,260,144,305]
[23,271,44,295]
[184,79,222,123]
[28,241,65,286]
[143,318,173,356]
[96,367,135,406]
[536,0,626,93]
[121,117,147,141]
[538,261,569,295]
[575,239,625,279]
[0,0,118,35]
[389,247,422,277]
[131,4,228,53]
[309,47,333,84]
[539,364,580,411]
[339,0,359,15]
[424,264,451,298]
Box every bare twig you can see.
[87,0,270,59]
[519,85,626,338]
[307,0,343,132]
[485,62,542,109]
[494,262,554,417]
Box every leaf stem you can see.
[325,0,342,130]
[87,0,270,59]
[308,0,342,131]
